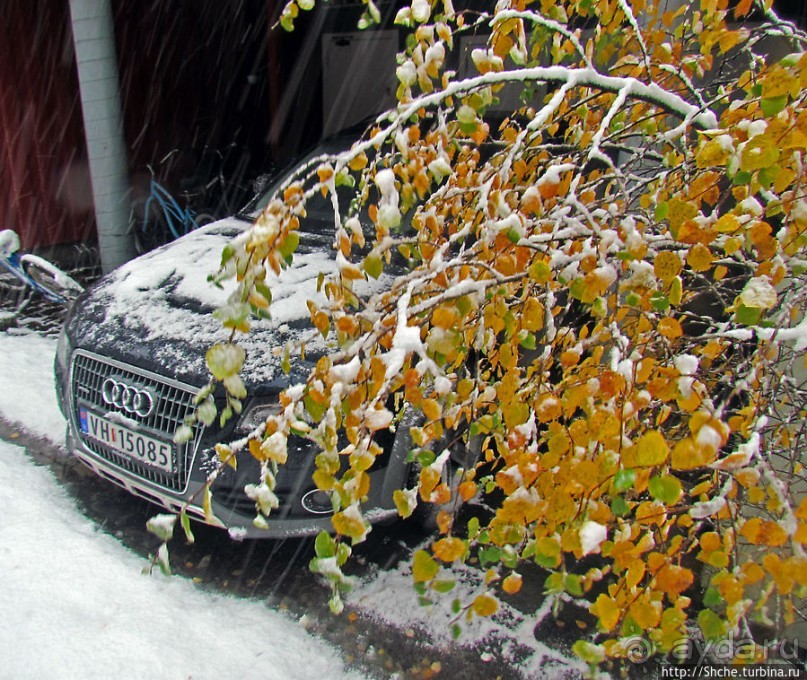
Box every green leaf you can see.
[315,530,337,558]
[565,574,584,597]
[180,510,195,544]
[698,608,727,642]
[610,495,630,516]
[613,468,636,493]
[760,96,788,117]
[651,292,670,311]
[363,253,383,279]
[220,243,235,267]
[431,579,456,593]
[648,475,683,504]
[506,227,521,244]
[197,397,217,426]
[336,542,351,567]
[703,586,724,608]
[654,201,669,222]
[732,170,752,185]
[255,282,273,306]
[304,393,326,422]
[734,303,763,326]
[572,640,606,665]
[279,231,300,260]
[467,516,481,540]
[156,543,171,576]
[544,572,565,594]
[206,343,246,380]
[146,514,176,542]
[479,546,502,567]
[519,332,537,350]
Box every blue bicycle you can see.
[131,154,217,254]
[0,229,83,324]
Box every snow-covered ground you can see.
[0,327,585,679]
[0,330,364,680]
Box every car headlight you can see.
[235,400,282,434]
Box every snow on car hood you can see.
[66,218,336,389]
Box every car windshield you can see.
[242,137,357,235]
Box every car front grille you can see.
[70,350,202,492]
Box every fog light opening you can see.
[301,489,334,515]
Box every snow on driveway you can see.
[0,327,585,679]
[0,329,364,680]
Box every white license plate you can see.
[79,409,173,474]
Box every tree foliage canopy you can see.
[186,0,807,668]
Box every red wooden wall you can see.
[0,1,95,250]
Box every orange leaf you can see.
[658,317,683,340]
[502,573,523,595]
[433,536,466,562]
[741,517,789,547]
[655,564,694,597]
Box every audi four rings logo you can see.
[102,378,157,418]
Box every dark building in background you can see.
[0,0,803,255]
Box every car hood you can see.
[65,218,337,390]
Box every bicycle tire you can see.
[193,212,217,227]
[21,255,84,304]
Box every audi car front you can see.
[53,142,412,538]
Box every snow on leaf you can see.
[738,276,778,310]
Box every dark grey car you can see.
[53,144,415,539]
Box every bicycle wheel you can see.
[20,255,84,304]
[193,212,217,227]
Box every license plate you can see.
[79,409,173,474]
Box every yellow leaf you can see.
[741,562,765,584]
[629,597,661,629]
[699,532,721,552]
[591,593,621,632]
[687,244,713,272]
[654,251,682,283]
[422,398,442,422]
[715,213,741,233]
[696,138,731,168]
[332,507,369,542]
[667,198,698,235]
[393,489,415,518]
[432,305,457,329]
[762,554,795,594]
[412,549,439,583]
[671,437,716,470]
[636,430,670,467]
[761,67,796,98]
[471,593,499,617]
[348,152,368,172]
[741,136,780,172]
